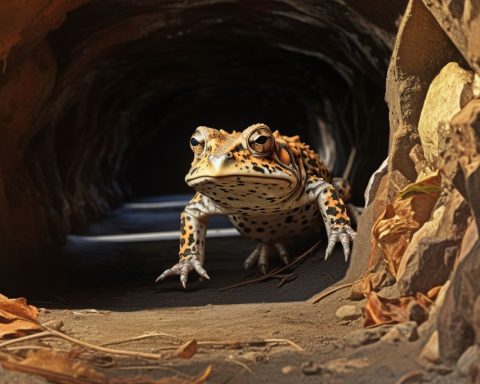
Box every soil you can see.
[0,199,461,383]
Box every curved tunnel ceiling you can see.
[0,0,407,271]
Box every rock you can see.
[474,74,480,99]
[421,331,441,364]
[407,302,428,324]
[300,361,322,375]
[447,99,480,228]
[469,362,480,384]
[396,189,470,296]
[364,157,389,207]
[417,62,474,168]
[381,321,419,343]
[335,305,362,321]
[323,357,370,373]
[385,0,465,195]
[438,240,480,363]
[421,0,480,75]
[344,327,390,347]
[281,365,295,375]
[457,345,480,376]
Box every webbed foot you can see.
[155,255,209,288]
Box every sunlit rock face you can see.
[0,0,405,276]
[351,0,480,374]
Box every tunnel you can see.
[0,0,405,288]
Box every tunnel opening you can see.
[0,0,404,293]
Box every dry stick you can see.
[101,332,180,347]
[219,241,322,292]
[41,325,163,360]
[311,279,362,304]
[0,331,52,348]
[226,356,254,374]
[197,338,304,352]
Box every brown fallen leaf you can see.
[0,294,41,338]
[1,348,212,384]
[372,173,441,278]
[1,349,108,384]
[363,288,433,327]
[426,285,442,300]
[171,340,198,359]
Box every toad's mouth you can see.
[186,175,295,188]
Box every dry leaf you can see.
[0,294,41,338]
[372,173,441,277]
[426,285,442,300]
[2,348,212,384]
[171,340,198,359]
[2,349,108,384]
[363,288,433,327]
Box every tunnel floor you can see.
[6,196,428,383]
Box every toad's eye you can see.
[248,127,274,156]
[190,130,206,156]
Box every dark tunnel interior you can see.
[41,0,394,211]
[0,1,408,293]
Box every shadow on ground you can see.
[28,196,348,310]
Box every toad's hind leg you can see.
[244,242,291,274]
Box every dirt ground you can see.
[0,201,462,383]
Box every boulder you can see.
[417,62,474,168]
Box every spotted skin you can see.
[156,123,356,287]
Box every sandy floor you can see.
[0,200,460,383]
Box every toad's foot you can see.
[325,225,356,262]
[244,243,290,275]
[155,255,209,288]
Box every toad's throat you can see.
[187,175,297,205]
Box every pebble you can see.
[344,327,389,347]
[281,365,295,375]
[381,321,419,343]
[420,331,440,364]
[301,361,322,375]
[335,305,362,321]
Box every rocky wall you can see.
[350,0,480,378]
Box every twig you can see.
[311,282,356,304]
[197,338,303,352]
[219,241,322,292]
[41,325,163,360]
[4,345,60,352]
[264,339,304,351]
[0,331,51,348]
[394,369,426,384]
[277,274,297,288]
[101,332,180,347]
[226,356,254,374]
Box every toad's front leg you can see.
[156,193,222,288]
[307,177,356,262]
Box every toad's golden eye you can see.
[190,130,206,156]
[248,127,274,156]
